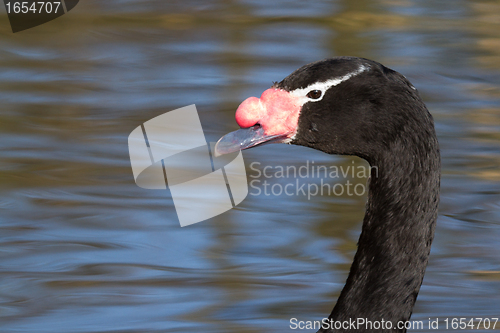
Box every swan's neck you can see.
[325,142,440,332]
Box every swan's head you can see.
[215,57,429,158]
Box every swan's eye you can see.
[306,90,322,99]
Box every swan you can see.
[215,56,440,332]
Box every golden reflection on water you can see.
[1,0,500,332]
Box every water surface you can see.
[1,1,500,332]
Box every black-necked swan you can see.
[215,57,440,333]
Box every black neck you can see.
[321,137,440,332]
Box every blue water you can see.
[1,1,500,332]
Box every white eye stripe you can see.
[290,64,369,104]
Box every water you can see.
[1,1,500,332]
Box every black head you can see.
[215,56,435,163]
